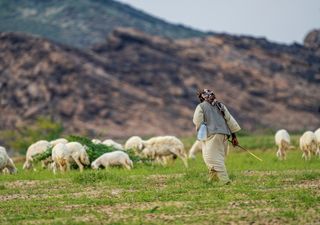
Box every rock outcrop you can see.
[304,29,320,56]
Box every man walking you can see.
[193,89,241,184]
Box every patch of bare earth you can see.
[0,185,104,201]
[242,169,320,177]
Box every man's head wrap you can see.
[197,89,215,102]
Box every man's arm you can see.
[222,105,241,133]
[193,105,204,131]
[222,105,241,146]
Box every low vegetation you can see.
[0,135,319,224]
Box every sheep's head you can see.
[23,161,32,170]
[91,161,99,170]
[81,152,90,165]
[138,141,145,151]
[7,161,17,174]
[92,139,102,144]
[80,146,90,165]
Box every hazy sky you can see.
[117,0,320,44]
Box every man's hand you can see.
[231,133,239,147]
[232,137,239,147]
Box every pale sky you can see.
[116,0,320,44]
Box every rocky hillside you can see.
[92,28,320,131]
[1,30,319,138]
[0,0,204,48]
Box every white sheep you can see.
[91,151,133,170]
[102,139,124,150]
[300,131,318,160]
[0,146,17,174]
[314,128,320,157]
[124,136,144,151]
[188,140,202,159]
[140,136,188,168]
[275,129,291,160]
[23,140,51,170]
[92,139,102,144]
[50,138,68,146]
[51,142,90,173]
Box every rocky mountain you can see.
[0,0,204,48]
[0,29,319,138]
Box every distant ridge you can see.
[0,0,205,48]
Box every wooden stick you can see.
[228,140,263,162]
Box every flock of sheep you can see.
[275,128,320,161]
[0,135,188,174]
[0,128,319,175]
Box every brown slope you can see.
[1,29,319,139]
[0,32,186,137]
[92,28,320,132]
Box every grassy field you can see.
[0,135,319,224]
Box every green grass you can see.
[0,135,319,224]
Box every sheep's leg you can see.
[58,162,64,173]
[302,151,307,160]
[104,163,110,170]
[306,150,310,160]
[52,162,57,174]
[276,150,280,159]
[72,157,84,172]
[66,161,71,172]
[161,156,168,166]
[280,150,285,160]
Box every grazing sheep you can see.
[140,136,188,168]
[0,146,17,174]
[102,139,124,150]
[51,142,90,173]
[275,129,291,160]
[50,138,68,146]
[124,136,143,151]
[300,131,318,160]
[91,151,133,170]
[188,140,202,159]
[92,139,102,144]
[23,140,51,170]
[315,128,320,157]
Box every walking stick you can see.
[228,140,263,162]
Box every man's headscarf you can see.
[199,89,215,102]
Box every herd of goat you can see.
[0,128,319,174]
